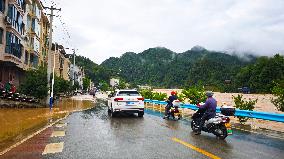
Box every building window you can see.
[0,0,5,13]
[0,28,3,44]
[8,4,25,35]
[5,31,23,58]
[24,51,28,64]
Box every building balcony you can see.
[2,53,23,69]
[9,0,25,16]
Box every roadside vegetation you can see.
[232,94,258,123]
[19,67,79,104]
[271,80,284,112]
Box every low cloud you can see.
[44,0,284,63]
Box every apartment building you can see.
[51,43,71,81]
[24,0,49,68]
[70,64,85,89]
[0,0,50,87]
[0,0,27,87]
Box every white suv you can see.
[107,89,144,117]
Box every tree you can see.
[271,80,284,112]
[99,81,110,92]
[73,81,80,91]
[54,76,72,96]
[20,67,48,99]
[83,78,91,91]
[236,54,284,93]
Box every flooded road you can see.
[0,96,94,151]
[1,98,284,158]
[35,101,284,159]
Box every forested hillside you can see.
[74,46,283,93]
[101,47,260,92]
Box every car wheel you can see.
[108,108,111,114]
[138,112,144,117]
[111,112,117,117]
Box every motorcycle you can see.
[164,100,182,120]
[6,91,14,100]
[191,107,235,139]
[13,93,22,101]
[0,90,7,98]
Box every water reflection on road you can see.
[58,100,284,159]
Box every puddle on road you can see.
[0,98,94,152]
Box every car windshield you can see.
[117,91,139,96]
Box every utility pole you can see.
[45,6,61,109]
[72,49,76,86]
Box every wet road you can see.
[38,101,284,159]
[2,100,284,159]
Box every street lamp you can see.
[65,48,77,86]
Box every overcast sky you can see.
[43,0,284,64]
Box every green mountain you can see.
[101,47,256,91]
[73,47,283,93]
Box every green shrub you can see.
[176,92,186,102]
[232,94,258,123]
[181,86,206,105]
[152,92,167,101]
[140,89,153,99]
[271,81,284,112]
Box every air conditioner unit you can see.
[5,16,12,25]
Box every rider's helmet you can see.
[171,91,176,95]
[205,91,214,97]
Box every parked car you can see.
[107,89,145,117]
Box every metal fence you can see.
[144,99,284,123]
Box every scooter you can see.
[0,90,7,98]
[191,107,234,139]
[164,100,182,120]
[6,91,14,100]
[13,93,22,101]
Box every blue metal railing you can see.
[144,99,284,123]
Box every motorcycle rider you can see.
[195,91,217,135]
[163,91,178,119]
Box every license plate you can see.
[126,102,136,105]
[225,123,233,135]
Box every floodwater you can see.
[0,98,94,151]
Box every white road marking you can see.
[51,131,66,137]
[42,142,64,155]
[55,123,67,128]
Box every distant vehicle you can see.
[107,89,145,117]
[238,87,251,94]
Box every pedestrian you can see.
[5,81,11,92]
[11,84,16,93]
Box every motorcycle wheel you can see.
[191,120,199,131]
[214,125,228,140]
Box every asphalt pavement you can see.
[2,100,284,159]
